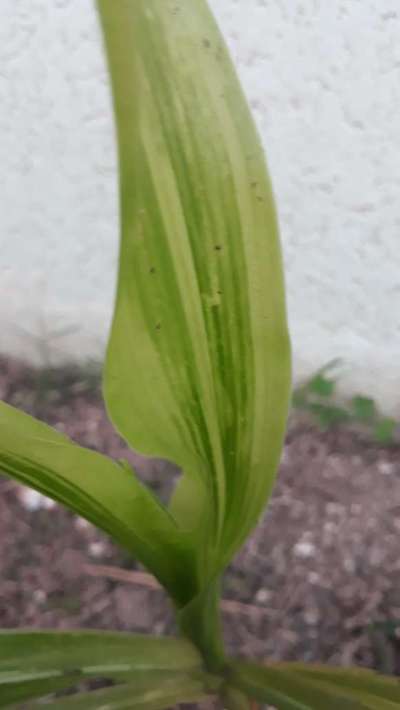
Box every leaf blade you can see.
[97,0,291,571]
[278,664,400,705]
[29,674,210,710]
[229,661,400,709]
[0,672,84,709]
[0,630,202,673]
[0,630,204,708]
[0,402,194,601]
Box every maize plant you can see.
[0,2,398,708]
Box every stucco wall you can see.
[1,1,399,412]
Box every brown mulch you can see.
[1,355,400,708]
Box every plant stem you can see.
[177,578,226,673]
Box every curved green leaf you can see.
[0,630,202,673]
[229,661,400,709]
[0,402,195,602]
[0,630,204,708]
[97,0,290,574]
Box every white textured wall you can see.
[1,1,399,411]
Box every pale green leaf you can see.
[0,630,203,708]
[229,661,400,709]
[278,664,400,705]
[97,0,290,573]
[0,402,195,602]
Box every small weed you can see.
[293,362,399,444]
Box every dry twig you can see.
[82,563,269,619]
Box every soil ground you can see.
[1,355,400,708]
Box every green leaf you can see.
[0,672,84,708]
[0,630,203,708]
[0,630,202,673]
[308,403,350,430]
[0,402,195,602]
[351,396,377,422]
[279,664,400,705]
[97,0,291,574]
[29,673,210,710]
[308,374,336,398]
[374,417,397,445]
[229,661,400,709]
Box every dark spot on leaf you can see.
[155,323,161,330]
[149,267,156,274]
[251,181,258,188]
[214,245,222,251]
[257,196,264,202]
[217,290,222,295]
[202,38,211,48]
